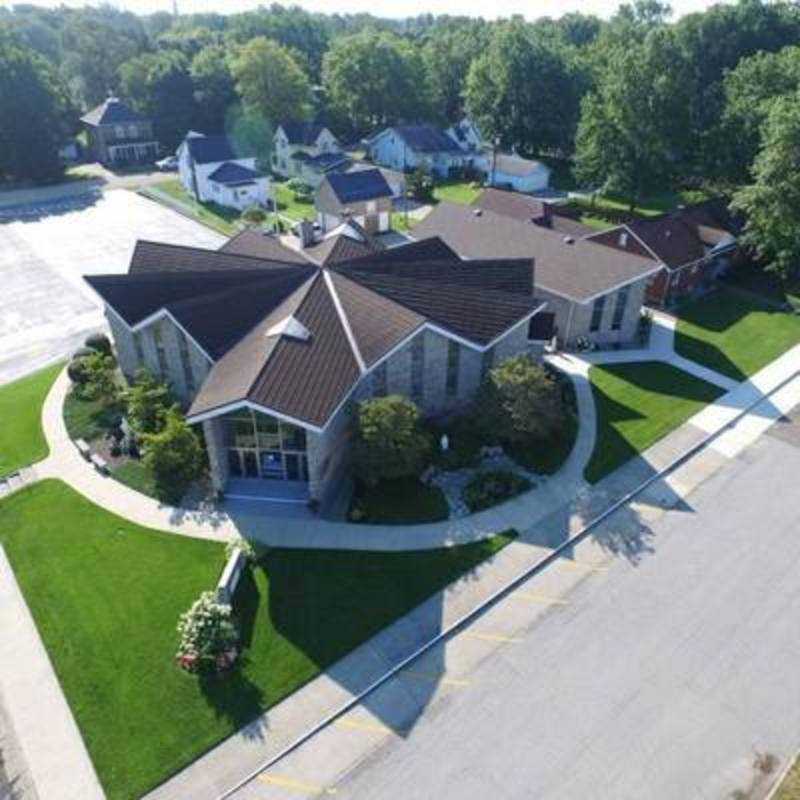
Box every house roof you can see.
[324,169,393,205]
[391,125,464,154]
[81,97,147,127]
[412,202,659,303]
[307,152,350,171]
[279,121,329,146]
[87,235,544,430]
[492,153,548,178]
[183,134,247,165]
[218,229,311,264]
[303,230,381,266]
[207,162,260,186]
[474,188,595,238]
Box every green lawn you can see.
[111,459,158,498]
[391,211,413,232]
[150,179,239,235]
[0,363,62,476]
[568,187,712,219]
[274,182,315,221]
[0,480,512,799]
[350,477,450,523]
[432,180,481,205]
[585,362,724,483]
[722,263,800,310]
[776,755,800,799]
[674,287,800,382]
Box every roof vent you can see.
[619,231,629,247]
[563,235,575,245]
[664,229,672,238]
[473,208,482,217]
[266,316,311,342]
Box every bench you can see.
[75,439,91,460]
[90,453,109,475]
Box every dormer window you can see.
[266,316,311,342]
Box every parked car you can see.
[156,155,178,171]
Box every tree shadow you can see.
[0,188,103,223]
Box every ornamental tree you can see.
[352,395,431,486]
[176,590,239,673]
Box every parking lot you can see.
[0,188,223,385]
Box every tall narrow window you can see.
[590,295,606,332]
[611,286,630,331]
[178,332,196,394]
[152,325,169,378]
[133,331,144,363]
[481,346,495,380]
[411,336,425,402]
[372,361,388,397]
[446,340,460,396]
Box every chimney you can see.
[298,220,315,248]
[540,201,553,227]
[619,231,628,248]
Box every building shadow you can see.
[0,187,103,224]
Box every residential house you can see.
[484,153,551,194]
[315,169,393,234]
[345,161,406,199]
[413,202,661,348]
[585,200,740,306]
[365,125,474,178]
[445,117,485,155]
[272,122,346,186]
[474,188,593,239]
[80,96,159,167]
[177,131,269,211]
[85,234,546,508]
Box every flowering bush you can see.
[224,535,258,563]
[175,591,239,673]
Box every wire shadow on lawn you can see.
[584,361,725,484]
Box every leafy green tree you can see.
[352,395,431,486]
[230,37,312,128]
[477,355,564,445]
[323,30,432,137]
[732,92,800,283]
[574,28,691,209]
[141,407,205,504]
[0,29,71,184]
[122,371,174,436]
[119,50,197,151]
[717,46,800,184]
[465,21,588,157]
[190,44,237,133]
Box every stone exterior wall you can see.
[539,277,647,348]
[105,307,212,404]
[306,395,355,505]
[203,418,229,495]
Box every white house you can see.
[365,125,474,178]
[315,169,393,234]
[485,152,551,194]
[272,122,344,186]
[177,131,269,210]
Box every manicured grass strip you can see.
[274,182,315,221]
[775,754,800,799]
[585,361,724,484]
[352,477,450,523]
[0,362,62,476]
[149,179,239,235]
[0,480,512,799]
[432,180,481,205]
[674,287,800,381]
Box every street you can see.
[241,424,800,800]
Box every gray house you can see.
[80,96,159,167]
[315,169,394,234]
[413,202,661,348]
[85,233,546,509]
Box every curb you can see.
[765,751,799,800]
[215,368,800,799]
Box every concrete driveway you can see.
[0,188,223,385]
[233,428,800,800]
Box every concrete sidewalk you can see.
[0,547,104,800]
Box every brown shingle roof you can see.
[218,229,311,264]
[413,202,659,302]
[304,232,379,266]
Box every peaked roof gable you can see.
[325,169,392,204]
[81,97,147,126]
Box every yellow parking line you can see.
[508,591,568,606]
[258,773,337,795]
[401,670,470,687]
[462,631,523,644]
[334,718,393,735]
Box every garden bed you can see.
[349,477,450,524]
[0,480,514,800]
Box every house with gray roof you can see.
[80,96,159,167]
[412,202,661,348]
[315,168,394,234]
[272,121,346,186]
[177,131,269,211]
[85,232,546,509]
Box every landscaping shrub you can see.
[352,395,431,486]
[69,352,117,403]
[122,370,174,436]
[408,166,434,202]
[241,205,266,224]
[225,535,259,563]
[67,357,90,386]
[140,407,204,504]
[85,332,112,355]
[462,470,532,512]
[175,591,239,673]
